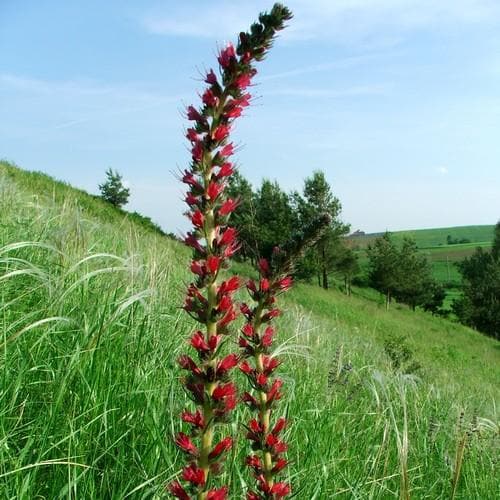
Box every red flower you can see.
[272,417,287,435]
[271,482,291,497]
[207,181,224,201]
[234,72,252,89]
[246,455,263,472]
[169,481,190,500]
[190,260,205,277]
[262,355,280,375]
[178,355,202,376]
[218,43,236,68]
[241,323,255,338]
[190,331,209,353]
[217,354,239,373]
[181,409,205,429]
[185,192,199,206]
[202,88,219,107]
[261,326,274,347]
[219,198,239,216]
[218,276,240,295]
[267,379,283,403]
[192,141,204,162]
[207,255,221,274]
[260,278,270,292]
[276,276,293,292]
[182,463,206,486]
[208,436,233,460]
[217,162,234,178]
[175,432,198,456]
[205,69,217,85]
[219,143,234,157]
[272,458,288,474]
[258,258,270,275]
[212,124,231,142]
[191,210,204,228]
[187,105,203,121]
[212,382,236,401]
[186,128,199,142]
[207,487,228,500]
[219,227,237,246]
[239,360,253,374]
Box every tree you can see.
[253,179,296,259]
[367,232,400,309]
[99,168,130,208]
[296,171,350,289]
[453,221,500,339]
[333,245,359,296]
[226,171,258,262]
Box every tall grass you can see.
[1,165,498,498]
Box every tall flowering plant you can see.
[239,214,331,500]
[169,5,292,500]
[239,258,293,499]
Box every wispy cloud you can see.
[0,74,188,130]
[437,166,449,175]
[141,0,500,43]
[267,83,390,98]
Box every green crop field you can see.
[1,161,498,499]
[349,226,495,250]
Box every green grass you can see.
[1,162,499,499]
[349,225,495,250]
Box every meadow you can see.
[1,162,499,499]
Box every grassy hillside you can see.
[1,162,498,499]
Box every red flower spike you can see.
[242,323,255,338]
[208,436,233,460]
[169,481,190,500]
[267,379,283,403]
[247,493,260,500]
[182,463,206,486]
[175,432,198,456]
[176,6,293,497]
[277,276,293,292]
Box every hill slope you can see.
[1,162,498,499]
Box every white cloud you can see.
[437,166,449,175]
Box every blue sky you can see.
[1,0,499,234]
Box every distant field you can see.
[352,228,495,308]
[348,224,495,249]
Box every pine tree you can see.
[98,168,130,208]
